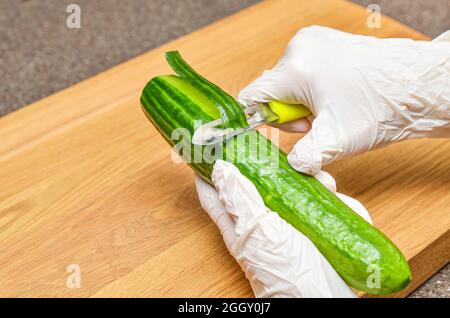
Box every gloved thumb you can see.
[238,64,308,108]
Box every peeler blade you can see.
[191,104,279,146]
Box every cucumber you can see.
[140,52,411,295]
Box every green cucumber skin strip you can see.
[140,75,411,295]
[165,51,248,129]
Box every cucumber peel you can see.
[165,51,248,129]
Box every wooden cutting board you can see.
[0,0,448,298]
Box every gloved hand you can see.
[239,26,450,175]
[195,160,372,298]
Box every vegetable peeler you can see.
[192,101,311,145]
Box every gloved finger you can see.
[287,128,323,175]
[211,160,269,239]
[288,109,363,175]
[269,117,312,133]
[195,176,237,250]
[313,170,337,193]
[238,65,308,108]
[237,67,285,107]
[335,192,373,225]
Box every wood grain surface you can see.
[0,0,448,297]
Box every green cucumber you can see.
[140,53,411,295]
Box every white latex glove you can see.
[195,160,372,298]
[239,26,450,175]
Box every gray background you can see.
[0,0,448,297]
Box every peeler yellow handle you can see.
[268,101,311,124]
